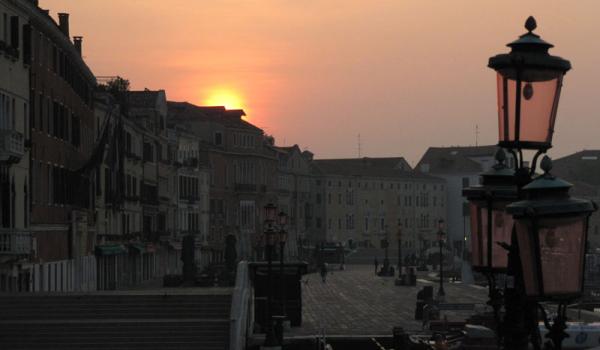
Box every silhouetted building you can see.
[168,102,278,262]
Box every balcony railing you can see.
[0,129,25,163]
[0,230,32,255]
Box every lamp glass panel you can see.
[490,204,513,269]
[496,72,563,146]
[538,215,587,295]
[469,202,484,268]
[515,218,540,296]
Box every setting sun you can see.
[203,88,245,110]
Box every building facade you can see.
[168,102,278,263]
[0,0,30,292]
[28,4,97,292]
[274,145,314,259]
[311,157,446,258]
[416,146,504,258]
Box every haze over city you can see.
[41,0,600,164]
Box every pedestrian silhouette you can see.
[374,257,379,274]
[320,263,328,283]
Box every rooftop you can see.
[416,145,499,174]
[313,157,441,180]
[553,150,600,189]
[167,101,260,132]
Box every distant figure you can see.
[374,257,379,274]
[320,263,328,283]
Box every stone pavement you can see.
[291,264,488,336]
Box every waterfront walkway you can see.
[291,264,488,336]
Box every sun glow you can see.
[203,88,245,110]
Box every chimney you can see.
[58,13,70,37]
[73,36,82,56]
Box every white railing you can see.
[230,261,251,350]
[0,230,32,255]
[0,129,25,162]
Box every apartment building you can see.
[0,0,30,292]
[312,157,446,258]
[168,102,278,262]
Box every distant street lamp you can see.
[383,225,390,274]
[461,16,597,350]
[277,211,288,318]
[396,224,403,274]
[263,203,278,347]
[437,219,446,300]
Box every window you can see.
[316,193,321,204]
[316,217,322,228]
[71,114,80,147]
[10,16,19,49]
[214,132,223,145]
[23,24,31,64]
[143,142,154,162]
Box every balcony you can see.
[0,230,32,255]
[0,129,25,163]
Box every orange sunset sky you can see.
[42,0,600,164]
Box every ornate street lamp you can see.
[464,149,518,326]
[489,16,571,155]
[265,203,277,225]
[507,157,596,300]
[463,149,518,273]
[437,219,446,300]
[478,17,597,350]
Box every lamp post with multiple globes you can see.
[464,16,597,349]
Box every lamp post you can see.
[277,211,288,318]
[437,219,446,300]
[461,16,597,350]
[263,203,278,347]
[383,225,390,274]
[397,224,403,275]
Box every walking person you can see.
[320,263,328,283]
[374,257,379,274]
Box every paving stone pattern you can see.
[292,265,488,336]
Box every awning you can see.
[95,244,127,256]
[129,243,146,254]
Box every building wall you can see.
[28,4,96,266]
[319,174,446,256]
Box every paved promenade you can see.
[291,265,488,336]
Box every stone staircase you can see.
[0,293,232,349]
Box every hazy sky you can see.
[42,1,600,165]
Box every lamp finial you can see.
[540,155,553,174]
[525,16,537,33]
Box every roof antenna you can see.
[357,134,362,158]
[475,124,479,147]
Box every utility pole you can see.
[357,134,362,158]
